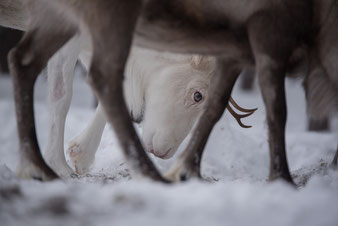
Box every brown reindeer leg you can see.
[256,57,293,183]
[166,58,241,181]
[247,12,296,184]
[308,117,329,131]
[305,55,331,132]
[8,5,76,180]
[79,1,168,182]
[331,144,338,167]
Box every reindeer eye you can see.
[193,91,203,103]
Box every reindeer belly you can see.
[134,22,247,57]
[134,0,277,58]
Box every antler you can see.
[226,97,258,128]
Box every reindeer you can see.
[67,49,256,175]
[5,0,338,184]
[0,0,256,179]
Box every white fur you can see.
[44,36,82,177]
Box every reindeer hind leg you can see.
[247,10,298,184]
[8,23,75,180]
[45,36,81,178]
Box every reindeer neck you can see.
[124,47,192,123]
[123,48,154,123]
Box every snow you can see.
[0,72,338,226]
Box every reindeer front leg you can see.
[66,48,107,175]
[81,0,167,182]
[166,58,242,181]
[45,36,81,177]
[67,104,106,174]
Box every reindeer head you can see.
[141,55,257,159]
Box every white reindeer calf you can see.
[67,48,256,175]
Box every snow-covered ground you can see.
[0,71,337,226]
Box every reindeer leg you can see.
[331,144,338,167]
[255,57,293,183]
[67,104,106,175]
[308,117,329,131]
[166,58,241,182]
[8,5,76,180]
[45,36,81,178]
[67,45,107,175]
[247,12,295,184]
[80,1,167,182]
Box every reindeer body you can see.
[3,0,338,183]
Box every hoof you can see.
[17,157,58,181]
[165,160,200,183]
[269,173,297,187]
[66,141,95,175]
[47,161,77,179]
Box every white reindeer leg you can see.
[67,104,106,174]
[45,36,81,178]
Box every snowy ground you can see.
[0,71,337,226]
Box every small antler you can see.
[226,97,258,128]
